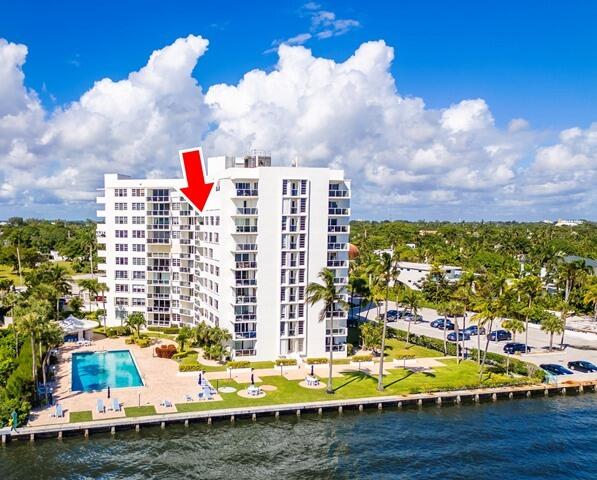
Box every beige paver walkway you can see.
[29,337,222,427]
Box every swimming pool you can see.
[71,350,144,392]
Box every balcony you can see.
[146,210,170,216]
[235,225,258,233]
[147,238,170,244]
[235,189,258,197]
[96,209,106,217]
[234,243,257,252]
[234,349,257,357]
[235,261,257,269]
[327,260,347,268]
[235,208,258,216]
[328,243,347,250]
[235,278,257,286]
[328,208,349,216]
[328,225,349,233]
[234,331,257,340]
[146,196,169,202]
[96,196,106,204]
[235,296,257,304]
[328,189,349,198]
[235,314,256,321]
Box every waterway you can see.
[1,395,596,479]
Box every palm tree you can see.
[176,326,193,351]
[125,312,146,338]
[376,251,398,391]
[472,300,500,380]
[436,302,450,355]
[501,318,525,342]
[446,300,465,362]
[557,301,574,346]
[39,321,63,404]
[515,275,543,352]
[78,278,101,312]
[402,288,421,347]
[583,281,597,321]
[306,268,348,394]
[541,313,565,352]
[558,259,589,303]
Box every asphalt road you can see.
[355,302,597,370]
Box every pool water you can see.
[71,350,144,391]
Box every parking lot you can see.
[355,302,597,376]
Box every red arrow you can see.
[179,148,214,212]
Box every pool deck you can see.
[3,379,596,444]
[27,338,225,427]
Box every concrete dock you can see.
[2,380,596,444]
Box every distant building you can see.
[563,255,597,275]
[555,219,584,227]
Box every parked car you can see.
[487,330,512,342]
[540,364,574,376]
[463,325,486,336]
[386,310,399,321]
[503,342,531,354]
[447,331,471,342]
[430,318,454,330]
[567,361,597,373]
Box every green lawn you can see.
[69,410,92,423]
[383,338,441,359]
[174,359,531,413]
[0,265,26,286]
[124,405,157,417]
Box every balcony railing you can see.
[236,208,258,215]
[328,243,347,250]
[328,225,349,233]
[328,208,349,215]
[235,261,257,269]
[235,279,257,286]
[328,190,349,197]
[235,296,257,304]
[327,260,347,268]
[235,189,258,197]
[235,349,257,356]
[235,314,256,321]
[235,226,258,233]
[234,243,257,251]
[234,331,257,339]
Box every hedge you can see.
[226,360,251,369]
[391,327,458,356]
[275,358,297,366]
[147,326,180,334]
[351,354,373,362]
[105,326,132,337]
[179,362,203,372]
[306,357,328,365]
[135,338,151,348]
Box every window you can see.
[132,244,145,252]
[116,257,128,265]
[115,284,129,293]
[132,216,145,224]
[132,188,145,197]
[115,188,127,197]
[132,298,146,306]
[115,202,127,211]
[132,257,145,266]
[133,271,145,280]
[115,297,129,306]
[115,216,128,224]
[132,284,145,293]
[116,244,128,252]
[115,270,128,279]
[132,230,145,238]
[115,230,128,238]
[132,203,145,210]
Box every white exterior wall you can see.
[97,157,350,360]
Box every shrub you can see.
[124,337,134,345]
[226,360,250,369]
[179,362,203,372]
[155,344,178,359]
[391,327,457,356]
[306,357,328,365]
[135,338,151,348]
[171,349,194,360]
[147,326,180,334]
[105,326,131,337]
[351,354,373,362]
[275,358,297,366]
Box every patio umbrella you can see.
[310,365,314,376]
[198,372,202,386]
[250,373,254,385]
[107,386,111,399]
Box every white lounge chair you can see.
[112,398,121,412]
[97,399,105,413]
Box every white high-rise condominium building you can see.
[96,152,351,360]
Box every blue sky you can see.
[4,0,596,129]
[0,1,595,220]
